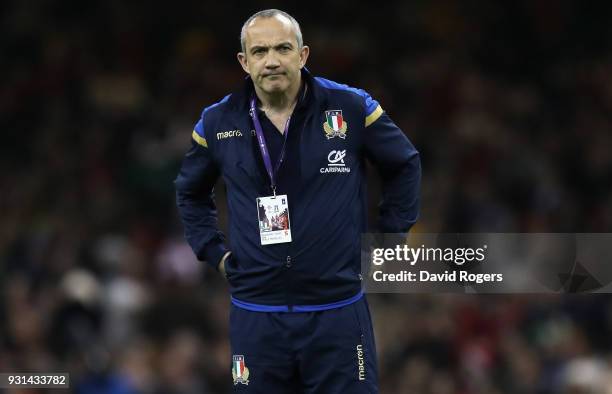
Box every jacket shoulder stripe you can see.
[192,129,208,147]
[365,105,383,127]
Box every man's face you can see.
[238,16,309,96]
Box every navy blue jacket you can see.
[175,69,420,307]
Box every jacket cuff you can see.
[199,239,229,270]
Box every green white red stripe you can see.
[233,355,245,377]
[326,110,343,131]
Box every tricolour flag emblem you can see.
[327,110,343,131]
[323,110,348,139]
[232,355,250,385]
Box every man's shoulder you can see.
[192,94,234,146]
[313,76,381,120]
[200,94,233,120]
[313,76,372,101]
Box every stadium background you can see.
[2,0,612,393]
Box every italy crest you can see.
[232,355,250,385]
[323,110,348,139]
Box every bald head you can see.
[240,9,303,52]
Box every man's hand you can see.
[217,251,232,278]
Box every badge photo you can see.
[257,195,292,245]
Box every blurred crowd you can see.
[2,0,612,393]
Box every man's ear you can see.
[299,46,310,69]
[237,52,250,74]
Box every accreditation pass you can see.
[257,195,291,245]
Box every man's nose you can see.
[264,52,280,68]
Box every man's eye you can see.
[279,46,290,52]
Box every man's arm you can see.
[362,99,421,233]
[175,119,229,272]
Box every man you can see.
[175,9,420,393]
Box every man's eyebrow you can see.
[249,42,294,53]
[249,45,269,53]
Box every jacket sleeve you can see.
[175,117,228,270]
[362,95,421,233]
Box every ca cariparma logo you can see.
[320,150,351,173]
[323,110,348,139]
[232,355,250,385]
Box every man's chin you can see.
[263,84,288,94]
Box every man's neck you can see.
[255,77,303,114]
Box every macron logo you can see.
[356,344,365,381]
[216,130,243,140]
